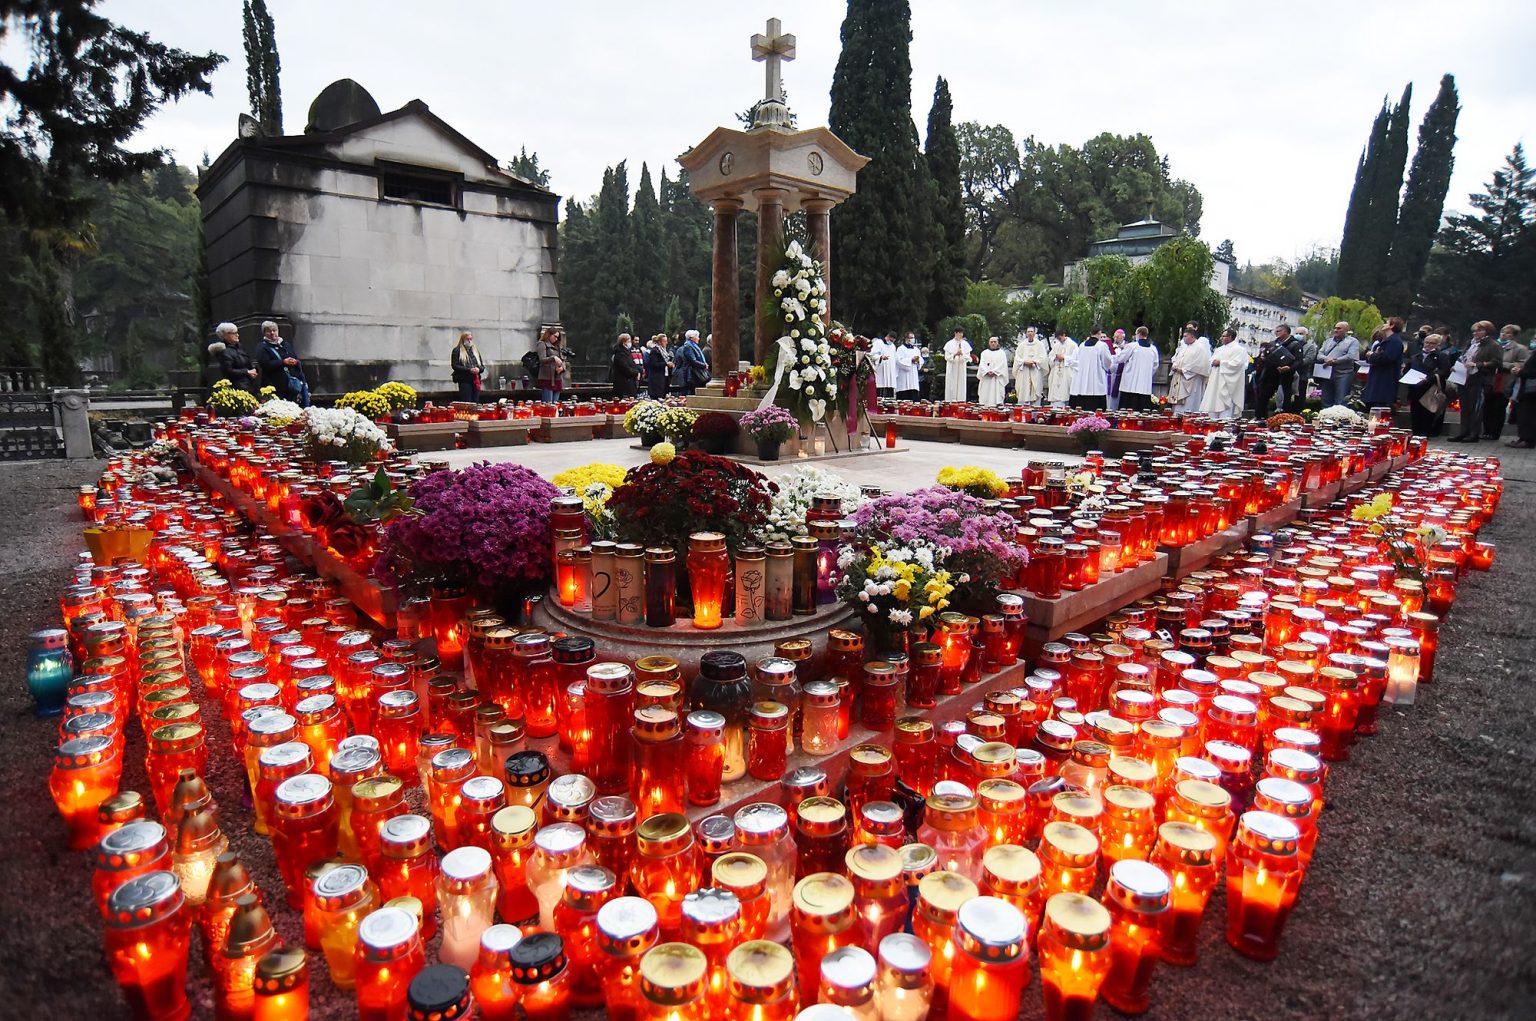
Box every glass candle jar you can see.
[312,862,375,990]
[1225,811,1305,960]
[876,932,933,1021]
[917,793,986,884]
[378,814,440,940]
[438,845,499,971]
[488,804,541,926]
[1037,892,1112,1021]
[790,873,859,1004]
[586,663,637,794]
[514,633,561,739]
[405,963,474,1021]
[145,722,207,819]
[470,924,524,1021]
[912,870,978,1014]
[733,803,796,942]
[687,532,730,630]
[217,893,280,1021]
[645,547,678,627]
[746,701,790,781]
[817,945,878,1019]
[945,897,1030,1021]
[847,843,908,946]
[631,706,686,819]
[724,939,798,1021]
[350,775,407,874]
[555,865,618,1008]
[596,897,662,1021]
[861,661,899,731]
[636,941,708,1020]
[1164,779,1235,867]
[170,808,226,908]
[790,536,818,615]
[252,946,309,1021]
[632,813,699,940]
[1150,820,1219,966]
[764,542,794,622]
[800,680,839,755]
[795,797,851,878]
[1100,859,1170,1015]
[51,733,121,850]
[692,651,752,782]
[458,775,507,852]
[1038,821,1101,900]
[530,822,593,930]
[427,745,476,850]
[685,710,725,807]
[355,906,427,1021]
[103,871,193,1021]
[1100,785,1157,866]
[271,774,339,909]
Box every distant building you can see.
[198,79,561,391]
[1226,287,1314,354]
[1063,218,1231,294]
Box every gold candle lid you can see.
[1042,892,1111,951]
[1155,820,1218,867]
[490,805,538,850]
[1106,859,1171,914]
[1102,784,1156,820]
[1051,792,1103,830]
[981,844,1041,895]
[712,852,769,898]
[725,940,795,1002]
[636,813,692,854]
[916,870,978,921]
[1173,779,1232,815]
[640,942,707,1004]
[845,843,903,884]
[791,873,856,931]
[1107,755,1157,789]
[1040,820,1099,866]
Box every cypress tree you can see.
[589,164,633,353]
[557,199,600,355]
[829,0,934,332]
[924,76,966,329]
[629,163,666,335]
[1362,84,1413,300]
[1381,74,1459,314]
[242,0,282,134]
[1335,100,1388,300]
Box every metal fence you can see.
[0,392,64,461]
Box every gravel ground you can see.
[0,446,1532,1021]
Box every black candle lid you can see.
[504,750,551,787]
[699,651,747,681]
[510,931,567,983]
[407,964,472,1019]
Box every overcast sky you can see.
[97,0,1536,268]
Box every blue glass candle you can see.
[28,628,75,716]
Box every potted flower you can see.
[657,406,699,446]
[623,400,667,446]
[1066,413,1112,451]
[936,465,1010,499]
[691,411,741,456]
[740,406,797,461]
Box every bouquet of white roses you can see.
[765,241,835,424]
[303,406,393,464]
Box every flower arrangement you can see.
[936,465,1009,499]
[764,240,834,425]
[657,406,699,443]
[757,465,865,544]
[624,400,666,437]
[336,389,392,420]
[837,539,958,629]
[1066,414,1113,436]
[691,411,740,442]
[848,486,1027,609]
[256,397,304,426]
[551,462,627,539]
[1316,405,1365,428]
[302,407,393,464]
[301,490,374,560]
[1349,492,1444,580]
[747,365,769,388]
[607,451,777,553]
[377,462,559,595]
[259,385,278,400]
[206,379,259,417]
[376,381,418,412]
[1266,412,1306,428]
[650,442,676,465]
[740,405,797,444]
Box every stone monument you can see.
[677,17,868,374]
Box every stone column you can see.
[753,187,787,367]
[803,197,833,326]
[710,198,742,376]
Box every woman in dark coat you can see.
[1406,332,1454,436]
[644,335,671,398]
[1360,316,1406,409]
[610,334,641,397]
[450,332,485,401]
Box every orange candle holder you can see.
[595,896,662,1021]
[51,734,121,850]
[1037,893,1112,1021]
[252,947,309,1021]
[104,870,193,1021]
[1101,860,1171,1015]
[355,906,427,1021]
[1225,810,1305,960]
[1150,821,1219,966]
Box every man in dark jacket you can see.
[215,322,259,393]
[256,320,309,405]
[1361,317,1407,409]
[610,333,641,397]
[675,330,709,395]
[1254,326,1298,416]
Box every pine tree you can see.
[508,148,550,188]
[591,163,634,351]
[557,199,600,355]
[829,0,935,332]
[628,164,666,336]
[1360,84,1413,303]
[925,77,966,329]
[1334,101,1388,300]
[1380,74,1459,314]
[242,0,282,135]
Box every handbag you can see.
[1419,382,1447,415]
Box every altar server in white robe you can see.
[872,333,898,398]
[943,329,973,402]
[1115,326,1161,412]
[1046,330,1077,406]
[1200,328,1250,420]
[977,337,1010,405]
[1012,327,1048,404]
[894,335,921,399]
[1168,327,1213,412]
[1069,333,1113,410]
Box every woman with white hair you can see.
[212,322,258,393]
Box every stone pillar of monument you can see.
[803,197,833,326]
[710,198,742,374]
[753,187,787,366]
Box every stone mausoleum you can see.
[198,79,561,391]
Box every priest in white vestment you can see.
[1201,328,1250,420]
[977,337,1010,406]
[1114,327,1160,412]
[1046,332,1077,406]
[943,330,973,402]
[1069,335,1113,410]
[1012,327,1048,405]
[1168,327,1213,412]
[894,337,921,400]
[872,333,897,398]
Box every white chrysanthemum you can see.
[889,609,913,626]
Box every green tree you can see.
[1015,284,1068,334]
[1057,294,1095,339]
[1139,238,1223,345]
[959,281,1018,341]
[1365,84,1414,300]
[1337,85,1412,302]
[1417,143,1535,330]
[1292,246,1339,297]
[1214,239,1235,264]
[628,163,666,335]
[557,198,600,355]
[507,148,550,188]
[1336,100,1388,300]
[660,167,712,332]
[956,122,1019,279]
[586,162,634,356]
[1301,297,1383,346]
[829,0,935,332]
[924,77,966,328]
[242,0,282,135]
[1380,74,1459,314]
[661,295,682,338]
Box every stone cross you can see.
[750,17,796,104]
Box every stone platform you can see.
[1020,553,1169,652]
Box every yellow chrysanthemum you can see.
[650,442,676,465]
[1351,492,1393,522]
[937,465,1009,498]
